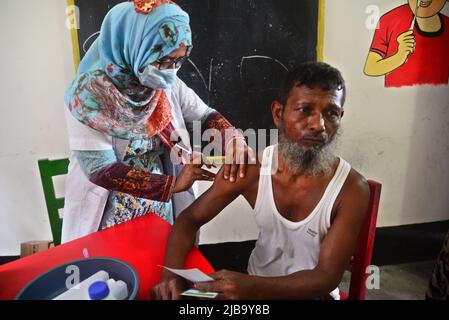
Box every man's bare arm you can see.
[279,172,368,298]
[165,169,246,267]
[258,170,370,299]
[196,170,370,299]
[151,164,259,299]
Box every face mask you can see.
[137,64,179,90]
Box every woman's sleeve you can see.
[66,107,175,202]
[74,150,175,202]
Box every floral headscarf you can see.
[64,0,192,140]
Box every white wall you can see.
[197,176,259,245]
[0,0,73,255]
[323,0,449,226]
[1,0,448,255]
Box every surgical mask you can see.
[137,64,179,90]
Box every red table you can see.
[0,214,214,300]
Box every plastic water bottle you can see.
[106,279,129,300]
[88,280,129,300]
[88,281,116,300]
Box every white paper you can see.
[162,266,214,283]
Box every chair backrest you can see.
[347,180,382,300]
[38,158,69,246]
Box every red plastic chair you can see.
[340,180,382,300]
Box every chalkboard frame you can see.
[66,0,325,72]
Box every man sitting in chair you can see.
[152,62,370,300]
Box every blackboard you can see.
[73,0,320,131]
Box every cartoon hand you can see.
[396,30,416,63]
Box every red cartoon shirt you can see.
[370,4,449,87]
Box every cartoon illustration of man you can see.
[364,0,449,87]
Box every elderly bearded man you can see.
[152,62,370,300]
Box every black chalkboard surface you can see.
[73,0,319,130]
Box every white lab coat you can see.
[61,77,209,243]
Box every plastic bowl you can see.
[15,257,139,300]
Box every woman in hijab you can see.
[62,0,250,243]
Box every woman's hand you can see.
[173,151,216,193]
[223,136,256,183]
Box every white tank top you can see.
[247,145,351,300]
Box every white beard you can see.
[278,125,341,176]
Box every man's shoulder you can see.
[330,162,370,222]
[341,164,370,202]
[212,160,261,195]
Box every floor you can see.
[339,260,436,300]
